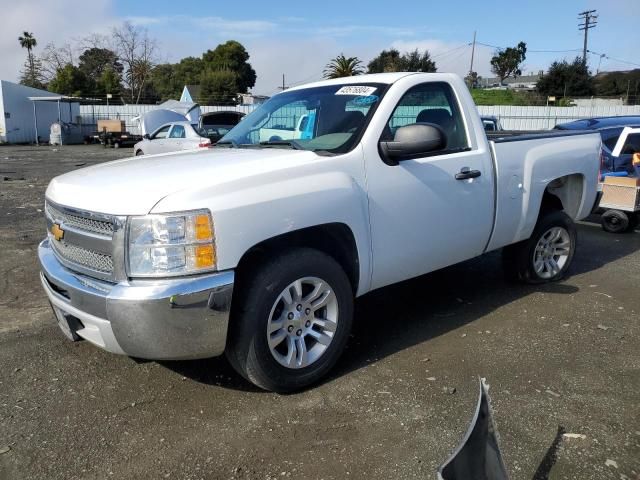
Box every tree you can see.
[367,49,403,73]
[18,31,43,87]
[200,70,238,105]
[78,48,123,83]
[99,67,122,101]
[367,48,437,73]
[323,54,364,79]
[403,49,437,72]
[465,71,480,89]
[594,69,640,102]
[151,56,208,101]
[19,58,45,89]
[536,57,594,98]
[39,42,75,83]
[112,21,157,103]
[202,41,256,93]
[490,42,527,84]
[48,64,89,96]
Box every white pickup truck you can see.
[39,73,600,392]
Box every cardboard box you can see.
[97,119,126,133]
[603,175,640,187]
[601,175,640,211]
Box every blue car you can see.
[554,116,640,176]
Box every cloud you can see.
[124,16,166,27]
[0,0,114,83]
[192,17,277,37]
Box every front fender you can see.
[153,168,372,295]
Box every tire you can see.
[503,210,577,284]
[601,209,634,233]
[135,150,144,156]
[113,141,120,149]
[226,248,354,393]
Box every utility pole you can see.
[578,10,598,66]
[468,31,477,85]
[596,53,606,74]
[277,74,288,91]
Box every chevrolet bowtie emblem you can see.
[51,223,65,242]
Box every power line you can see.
[475,41,582,54]
[431,43,470,59]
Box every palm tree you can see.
[323,54,364,79]
[18,32,38,83]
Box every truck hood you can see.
[46,148,319,215]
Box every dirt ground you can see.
[0,144,638,480]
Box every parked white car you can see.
[39,73,600,392]
[133,121,211,156]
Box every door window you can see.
[384,82,468,152]
[169,125,186,139]
[152,125,171,139]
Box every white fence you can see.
[78,103,640,135]
[478,105,640,130]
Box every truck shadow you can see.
[160,224,640,391]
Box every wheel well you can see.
[540,173,585,220]
[235,223,360,293]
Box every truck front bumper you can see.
[38,239,234,360]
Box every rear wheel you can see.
[503,210,576,284]
[135,150,144,156]
[226,248,353,392]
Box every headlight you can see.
[127,210,216,277]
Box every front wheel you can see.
[226,248,354,392]
[503,210,577,284]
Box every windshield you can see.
[218,83,387,154]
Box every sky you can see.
[1,0,639,96]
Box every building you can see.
[0,80,79,143]
[238,93,269,105]
[480,72,543,91]
[180,85,202,103]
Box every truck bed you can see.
[485,130,601,253]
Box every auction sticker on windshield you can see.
[335,86,377,96]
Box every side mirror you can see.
[143,133,151,140]
[379,123,447,166]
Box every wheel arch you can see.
[234,223,361,295]
[540,173,586,220]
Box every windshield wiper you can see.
[259,140,303,150]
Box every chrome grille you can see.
[44,200,120,281]
[46,202,114,236]
[50,239,114,274]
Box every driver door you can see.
[366,81,495,289]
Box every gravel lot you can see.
[0,144,639,480]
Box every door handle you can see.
[455,167,482,180]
